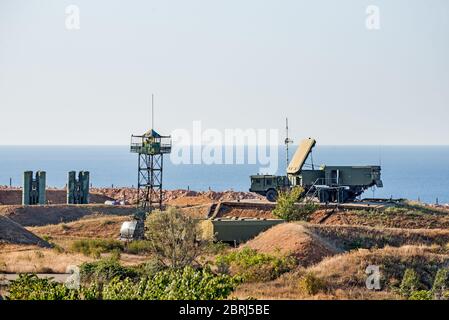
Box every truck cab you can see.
[249,175,289,202]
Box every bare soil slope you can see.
[0,215,50,247]
[28,215,129,239]
[0,205,135,227]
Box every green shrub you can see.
[7,266,240,300]
[102,277,139,300]
[409,290,433,300]
[71,239,124,257]
[79,282,103,300]
[298,272,327,296]
[136,266,241,300]
[100,266,240,300]
[400,269,422,298]
[145,207,209,268]
[8,274,79,300]
[204,242,230,255]
[79,258,138,283]
[432,268,449,292]
[216,247,296,282]
[125,240,153,255]
[273,187,317,221]
[134,258,165,277]
[432,268,449,299]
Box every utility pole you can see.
[284,118,293,170]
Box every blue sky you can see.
[0,0,448,145]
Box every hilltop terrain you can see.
[1,187,449,300]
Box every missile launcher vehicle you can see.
[250,138,383,203]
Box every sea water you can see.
[0,145,448,204]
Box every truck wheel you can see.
[266,189,278,202]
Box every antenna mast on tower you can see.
[151,94,154,129]
[284,118,293,169]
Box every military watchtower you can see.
[130,129,172,213]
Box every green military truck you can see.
[250,138,383,203]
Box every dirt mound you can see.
[0,215,50,247]
[242,223,341,266]
[29,215,129,239]
[0,188,114,205]
[0,205,135,227]
[179,204,213,219]
[217,207,275,219]
[309,209,449,229]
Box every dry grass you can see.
[307,223,449,250]
[232,274,400,300]
[0,244,93,273]
[232,244,449,300]
[310,207,449,229]
[28,215,129,240]
[309,245,449,290]
[0,243,151,274]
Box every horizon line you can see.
[1,144,449,147]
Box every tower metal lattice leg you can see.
[137,153,164,212]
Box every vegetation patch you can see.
[297,272,328,296]
[71,239,124,257]
[145,207,210,268]
[396,267,449,300]
[307,224,449,251]
[71,239,153,257]
[216,247,296,282]
[79,258,139,283]
[273,187,318,221]
[8,274,79,300]
[124,240,153,255]
[6,266,240,300]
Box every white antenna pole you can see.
[285,118,293,170]
[151,94,154,129]
[378,145,382,166]
[286,118,289,169]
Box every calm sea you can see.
[0,145,448,204]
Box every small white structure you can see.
[120,220,138,240]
